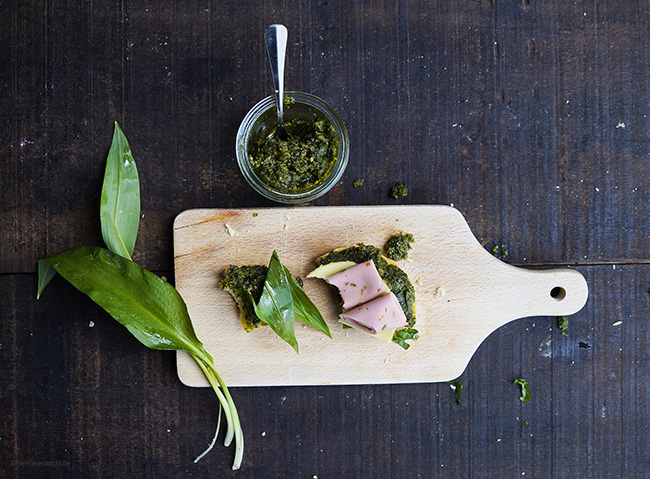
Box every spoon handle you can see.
[264,24,288,129]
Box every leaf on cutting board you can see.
[100,122,140,260]
[283,266,331,338]
[249,251,298,353]
[41,245,203,353]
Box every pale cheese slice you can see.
[307,261,357,279]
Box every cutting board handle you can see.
[440,206,589,333]
[505,264,588,317]
[434,257,589,382]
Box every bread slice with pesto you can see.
[308,243,417,327]
[220,264,306,333]
[219,265,268,332]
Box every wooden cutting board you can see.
[173,205,588,387]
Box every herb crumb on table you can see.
[389,182,408,199]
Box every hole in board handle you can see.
[550,286,566,301]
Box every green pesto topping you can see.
[249,113,339,193]
[220,265,268,332]
[385,231,415,261]
[220,264,304,332]
[314,244,416,327]
[390,182,408,199]
[353,178,364,188]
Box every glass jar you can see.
[236,91,349,204]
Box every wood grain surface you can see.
[174,205,588,386]
[2,1,649,478]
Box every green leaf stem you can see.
[40,245,243,469]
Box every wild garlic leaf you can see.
[249,251,298,353]
[283,266,331,338]
[100,122,140,260]
[42,245,202,353]
[514,378,531,403]
[41,245,244,469]
[37,260,57,299]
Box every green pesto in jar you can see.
[249,113,339,194]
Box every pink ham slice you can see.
[325,260,390,310]
[339,292,408,334]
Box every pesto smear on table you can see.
[249,113,339,193]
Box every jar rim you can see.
[236,91,349,204]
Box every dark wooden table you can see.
[2,1,649,477]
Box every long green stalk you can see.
[191,349,244,470]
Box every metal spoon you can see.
[264,24,289,140]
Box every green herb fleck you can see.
[253,212,259,217]
[490,243,509,260]
[513,378,531,403]
[353,178,364,188]
[557,315,569,336]
[392,327,419,349]
[446,380,463,405]
[385,231,415,261]
[389,182,408,199]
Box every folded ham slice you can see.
[339,292,407,334]
[325,260,390,310]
